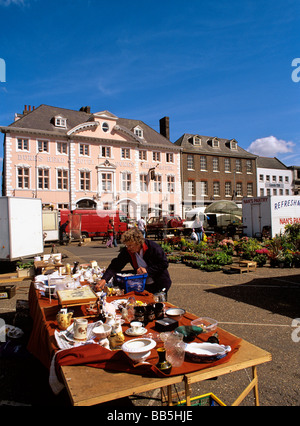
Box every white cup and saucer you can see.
[125,321,147,336]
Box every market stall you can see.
[27,260,271,406]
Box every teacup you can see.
[130,321,143,334]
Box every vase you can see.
[156,347,172,374]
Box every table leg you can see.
[184,377,191,406]
[252,366,259,406]
[160,386,174,406]
[232,367,259,406]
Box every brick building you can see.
[174,133,257,214]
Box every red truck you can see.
[59,209,129,240]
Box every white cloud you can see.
[247,136,295,157]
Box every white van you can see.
[183,208,208,230]
[183,208,240,232]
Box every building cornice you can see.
[67,121,100,136]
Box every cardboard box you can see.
[0,284,16,299]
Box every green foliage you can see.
[16,260,34,270]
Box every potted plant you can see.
[253,248,270,267]
[16,260,35,278]
[276,251,286,268]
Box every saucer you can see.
[125,327,147,337]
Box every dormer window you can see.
[188,135,201,146]
[193,136,201,146]
[230,140,237,150]
[54,116,67,128]
[212,138,219,148]
[134,126,144,139]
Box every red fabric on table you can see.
[55,330,241,379]
[28,284,241,377]
[27,287,157,369]
[55,300,242,378]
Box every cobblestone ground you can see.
[0,241,299,406]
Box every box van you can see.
[242,195,300,238]
[59,209,129,240]
[42,209,59,243]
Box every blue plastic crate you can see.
[115,273,147,293]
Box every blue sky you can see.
[0,0,300,178]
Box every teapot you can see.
[56,310,73,331]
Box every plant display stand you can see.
[223,260,257,274]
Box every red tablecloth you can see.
[27,283,241,377]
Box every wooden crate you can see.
[0,284,17,299]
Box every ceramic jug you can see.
[73,318,88,341]
[56,310,73,331]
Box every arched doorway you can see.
[116,198,137,219]
[76,198,97,209]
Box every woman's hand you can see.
[137,267,147,275]
[94,279,106,292]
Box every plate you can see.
[110,299,129,310]
[125,327,148,337]
[185,343,231,363]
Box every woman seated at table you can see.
[95,228,172,295]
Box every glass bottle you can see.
[72,261,79,274]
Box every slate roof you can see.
[256,156,288,169]
[174,133,257,159]
[8,104,90,134]
[3,104,179,150]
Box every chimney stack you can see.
[159,116,170,140]
[23,105,35,115]
[80,106,91,113]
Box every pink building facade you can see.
[1,105,182,219]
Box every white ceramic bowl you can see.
[92,324,112,339]
[165,308,186,321]
[122,338,156,362]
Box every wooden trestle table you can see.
[27,283,271,406]
[60,335,271,406]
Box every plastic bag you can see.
[203,233,207,242]
[191,231,198,241]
